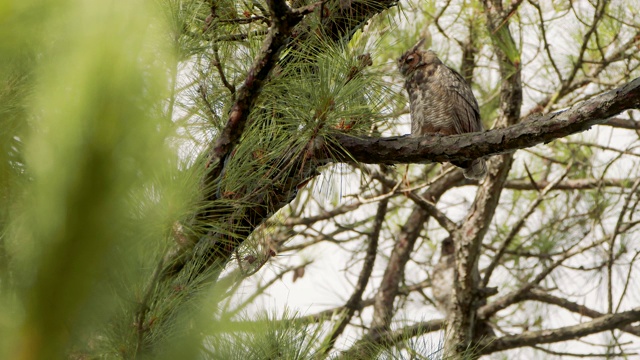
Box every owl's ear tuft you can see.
[412,38,427,52]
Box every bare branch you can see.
[526,289,640,338]
[302,280,434,324]
[339,320,445,359]
[502,177,640,191]
[370,170,457,233]
[607,179,640,313]
[212,44,235,96]
[214,30,269,42]
[529,0,563,84]
[531,345,626,358]
[345,170,464,359]
[563,1,606,98]
[480,235,613,319]
[602,116,640,130]
[323,186,388,352]
[478,307,640,355]
[482,164,571,287]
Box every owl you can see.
[398,39,487,180]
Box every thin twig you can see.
[482,163,572,287]
[323,183,388,353]
[212,44,236,96]
[607,178,640,313]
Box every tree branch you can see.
[205,0,305,176]
[323,187,388,352]
[478,307,640,355]
[602,116,640,130]
[482,164,571,287]
[503,177,640,190]
[321,77,640,165]
[370,170,457,233]
[342,170,465,359]
[160,0,314,281]
[343,319,445,357]
[479,235,613,319]
[164,0,398,281]
[526,288,640,338]
[442,1,523,354]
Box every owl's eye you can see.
[406,55,414,63]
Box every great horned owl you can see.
[398,39,487,180]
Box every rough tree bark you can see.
[323,77,640,165]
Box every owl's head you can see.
[397,39,441,77]
[440,237,454,257]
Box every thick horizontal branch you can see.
[322,77,640,165]
[478,307,640,355]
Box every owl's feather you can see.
[398,41,487,180]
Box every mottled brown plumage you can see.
[398,39,487,180]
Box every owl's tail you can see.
[462,158,487,180]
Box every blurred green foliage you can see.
[0,0,189,358]
[0,1,388,358]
